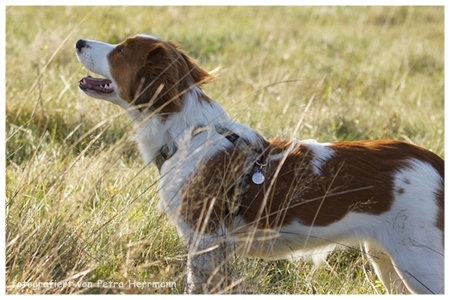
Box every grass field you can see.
[5,6,444,294]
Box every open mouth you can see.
[79,75,114,94]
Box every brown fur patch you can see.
[241,140,444,228]
[180,139,444,233]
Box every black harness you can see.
[154,125,266,216]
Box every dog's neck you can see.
[130,87,231,166]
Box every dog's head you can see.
[76,34,215,115]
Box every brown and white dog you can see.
[76,35,444,294]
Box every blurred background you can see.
[5,6,444,294]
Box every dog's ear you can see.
[131,42,216,114]
[166,41,217,88]
[131,44,183,114]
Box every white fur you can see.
[300,139,334,175]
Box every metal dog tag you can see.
[252,170,265,185]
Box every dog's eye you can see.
[117,47,124,55]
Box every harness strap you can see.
[155,125,265,217]
[214,126,265,216]
[154,144,175,171]
[155,125,262,170]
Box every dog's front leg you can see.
[184,230,238,294]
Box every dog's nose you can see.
[76,39,87,51]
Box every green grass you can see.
[5,6,444,294]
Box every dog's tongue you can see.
[79,75,114,94]
[79,75,112,86]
